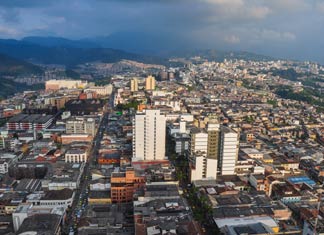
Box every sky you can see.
[0,0,324,62]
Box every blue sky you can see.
[0,0,324,62]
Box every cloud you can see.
[265,0,311,13]
[0,8,20,23]
[257,29,296,41]
[316,0,324,13]
[0,0,321,62]
[203,0,271,22]
[0,0,56,8]
[0,25,19,37]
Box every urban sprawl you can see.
[0,58,324,234]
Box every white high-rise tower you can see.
[132,109,166,161]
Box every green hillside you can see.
[0,53,43,76]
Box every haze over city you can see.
[0,0,323,62]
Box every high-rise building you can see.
[145,75,156,91]
[189,122,239,181]
[132,109,166,162]
[130,78,139,92]
[218,126,239,175]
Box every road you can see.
[62,110,109,234]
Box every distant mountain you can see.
[24,33,194,55]
[0,36,277,68]
[22,36,100,49]
[166,49,275,62]
[0,53,43,76]
[0,39,167,67]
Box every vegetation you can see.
[271,68,300,81]
[65,69,80,79]
[0,53,43,76]
[267,99,278,107]
[0,77,44,98]
[94,76,112,86]
[275,86,324,111]
[116,100,140,110]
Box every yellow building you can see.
[145,76,156,91]
[130,78,139,92]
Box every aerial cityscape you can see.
[0,1,324,235]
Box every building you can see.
[12,203,65,232]
[110,167,145,203]
[132,109,166,162]
[145,75,156,91]
[130,78,139,92]
[60,134,93,144]
[27,188,74,209]
[189,123,239,181]
[65,149,88,163]
[218,126,239,175]
[65,117,96,136]
[45,96,73,109]
[133,181,203,235]
[7,114,54,131]
[84,84,113,96]
[45,79,88,90]
[0,160,9,174]
[189,122,221,181]
[65,99,104,115]
[16,214,62,235]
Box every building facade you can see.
[130,78,139,92]
[189,123,239,181]
[132,109,166,162]
[145,76,156,91]
[110,167,145,203]
[65,117,96,136]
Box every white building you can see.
[45,79,88,90]
[26,189,74,209]
[189,123,220,182]
[132,109,166,162]
[84,84,113,96]
[0,160,9,174]
[65,149,88,163]
[189,124,239,182]
[218,126,239,175]
[65,117,96,136]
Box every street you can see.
[62,110,109,234]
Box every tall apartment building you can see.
[218,126,239,175]
[130,78,139,92]
[65,117,96,136]
[189,122,239,181]
[132,109,166,162]
[145,75,156,91]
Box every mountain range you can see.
[0,38,167,67]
